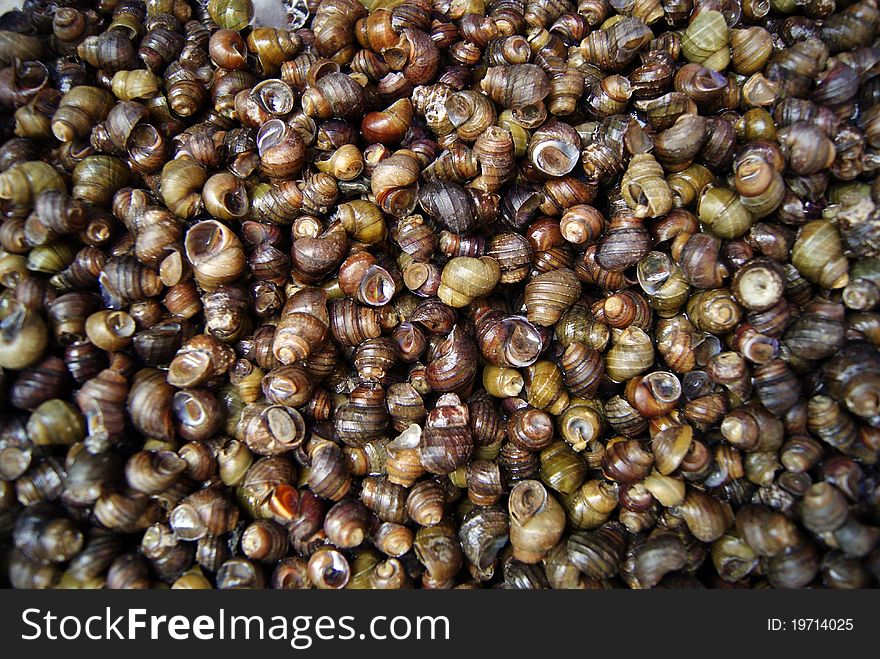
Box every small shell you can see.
[481,63,550,108]
[509,480,565,564]
[437,257,501,308]
[524,268,581,326]
[527,120,581,177]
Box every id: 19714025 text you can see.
[767,619,854,631]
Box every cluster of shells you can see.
[1,0,880,590]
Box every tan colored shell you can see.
[184,220,247,289]
[437,257,502,308]
[682,10,730,71]
[524,267,581,326]
[481,63,550,107]
[472,126,516,192]
[605,327,655,382]
[791,221,850,289]
[621,153,673,219]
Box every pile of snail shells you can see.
[1,0,880,590]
